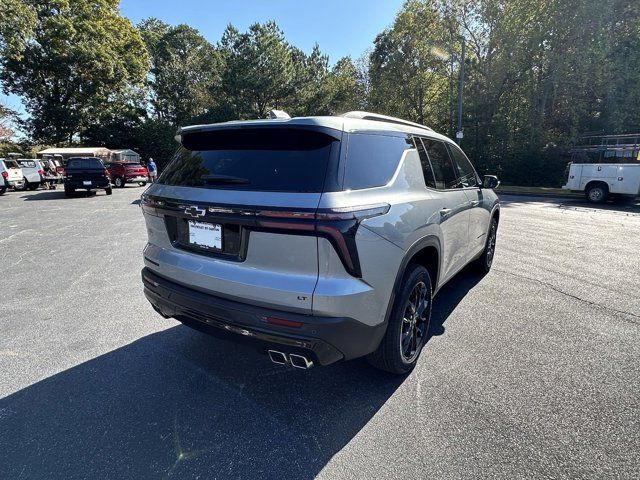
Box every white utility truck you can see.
[563,163,640,203]
[564,133,640,203]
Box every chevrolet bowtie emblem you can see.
[185,205,206,218]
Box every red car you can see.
[104,161,148,188]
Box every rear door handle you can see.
[440,208,452,218]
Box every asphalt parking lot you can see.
[1,187,639,479]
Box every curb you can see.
[496,190,581,199]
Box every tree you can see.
[138,18,222,127]
[0,0,148,144]
[368,0,452,129]
[220,22,295,118]
[0,0,36,61]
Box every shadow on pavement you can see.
[0,267,482,479]
[19,190,68,201]
[428,268,483,339]
[0,327,404,479]
[499,193,640,214]
[20,190,103,201]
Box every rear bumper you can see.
[141,267,386,366]
[7,179,24,187]
[65,179,110,189]
[126,176,148,183]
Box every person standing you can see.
[147,157,157,182]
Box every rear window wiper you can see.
[200,174,249,185]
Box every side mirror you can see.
[482,175,500,189]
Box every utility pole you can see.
[456,36,465,145]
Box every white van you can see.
[563,163,640,203]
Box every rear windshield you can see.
[159,128,337,192]
[18,160,37,168]
[67,158,104,169]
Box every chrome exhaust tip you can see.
[268,350,288,365]
[289,353,314,369]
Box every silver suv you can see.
[140,111,500,374]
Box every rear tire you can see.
[64,186,74,197]
[367,264,432,375]
[28,182,39,191]
[105,187,113,195]
[138,181,147,187]
[0,186,6,195]
[114,177,125,188]
[473,218,498,274]
[586,184,608,204]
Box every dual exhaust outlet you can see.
[268,350,314,369]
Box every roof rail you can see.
[342,111,433,132]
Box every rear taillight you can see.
[104,169,110,177]
[140,194,165,216]
[256,203,390,277]
[38,169,45,176]
[1,171,7,179]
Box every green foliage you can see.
[220,21,295,118]
[0,0,148,144]
[369,0,453,129]
[0,0,36,61]
[1,2,639,186]
[139,18,222,126]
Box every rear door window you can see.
[160,128,337,192]
[343,134,413,190]
[423,139,458,189]
[447,143,479,188]
[413,137,437,189]
[67,158,103,169]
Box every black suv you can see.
[64,157,113,196]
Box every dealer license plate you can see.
[187,221,222,250]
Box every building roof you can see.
[37,147,111,156]
[111,149,138,155]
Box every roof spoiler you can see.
[342,111,433,132]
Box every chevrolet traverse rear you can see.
[141,112,500,374]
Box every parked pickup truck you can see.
[64,157,112,197]
[104,161,148,188]
[0,159,25,192]
[563,162,640,203]
[16,159,44,190]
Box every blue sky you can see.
[3,0,405,121]
[120,0,404,62]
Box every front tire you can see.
[0,186,6,195]
[114,177,126,188]
[367,264,432,374]
[138,181,147,187]
[64,186,75,197]
[105,187,113,195]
